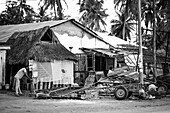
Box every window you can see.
[75,54,86,71]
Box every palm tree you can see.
[17,0,36,23]
[79,0,108,32]
[0,0,36,25]
[113,0,140,41]
[113,0,169,45]
[36,6,52,22]
[141,0,170,49]
[114,0,139,19]
[39,0,68,20]
[109,11,136,41]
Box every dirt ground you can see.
[0,92,170,113]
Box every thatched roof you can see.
[6,26,77,64]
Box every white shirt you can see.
[14,68,27,79]
[108,70,113,74]
[107,70,114,77]
[148,84,157,91]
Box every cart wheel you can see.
[158,85,167,95]
[114,86,128,100]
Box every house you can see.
[0,19,121,87]
[116,44,170,77]
[3,26,77,89]
[96,32,170,76]
[96,32,136,67]
[48,19,122,84]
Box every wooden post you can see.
[114,58,117,68]
[93,53,96,71]
[11,65,15,90]
[48,81,51,89]
[3,51,6,86]
[40,80,43,90]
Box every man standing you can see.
[14,67,31,96]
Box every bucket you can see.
[5,84,9,90]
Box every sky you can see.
[0,0,117,31]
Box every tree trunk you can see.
[138,0,144,84]
[153,0,157,83]
[164,33,170,75]
[53,4,57,20]
[57,0,63,20]
[122,20,126,40]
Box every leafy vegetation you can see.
[39,0,68,20]
[113,0,170,50]
[109,11,136,41]
[78,0,108,32]
[0,0,36,25]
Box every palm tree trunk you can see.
[57,9,63,20]
[164,34,169,74]
[53,4,57,20]
[122,20,126,40]
[138,0,144,84]
[56,0,63,20]
[153,0,157,83]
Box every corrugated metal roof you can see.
[94,49,117,57]
[80,47,118,57]
[0,19,72,43]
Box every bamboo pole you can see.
[138,0,144,84]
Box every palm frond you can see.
[110,19,120,24]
